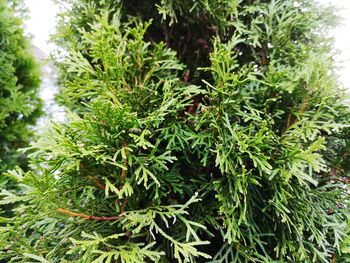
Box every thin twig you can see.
[119,143,129,213]
[88,176,106,190]
[56,208,123,221]
[120,142,128,181]
[285,98,308,132]
[327,177,350,184]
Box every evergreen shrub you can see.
[2,0,350,262]
[0,0,42,218]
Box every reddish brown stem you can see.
[88,176,106,190]
[94,180,106,190]
[56,208,122,221]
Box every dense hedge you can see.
[0,0,42,173]
[0,0,42,218]
[1,0,350,262]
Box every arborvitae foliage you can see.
[0,0,42,217]
[0,0,42,173]
[2,0,350,262]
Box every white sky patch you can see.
[318,0,350,91]
[24,0,59,54]
[24,0,64,123]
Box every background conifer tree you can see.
[0,0,42,218]
[2,0,350,262]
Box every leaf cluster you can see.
[0,0,42,218]
[2,0,350,262]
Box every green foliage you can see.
[2,0,350,262]
[0,0,42,218]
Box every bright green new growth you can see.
[1,0,350,262]
[0,0,42,217]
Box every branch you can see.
[118,142,129,213]
[327,177,350,184]
[284,98,308,132]
[56,208,123,221]
[88,176,106,190]
[94,180,106,190]
[120,142,128,181]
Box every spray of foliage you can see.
[2,0,350,262]
[0,0,42,219]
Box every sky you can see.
[24,0,350,91]
[317,0,350,91]
[24,0,59,54]
[24,0,64,122]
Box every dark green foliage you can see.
[0,0,42,217]
[2,0,350,262]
